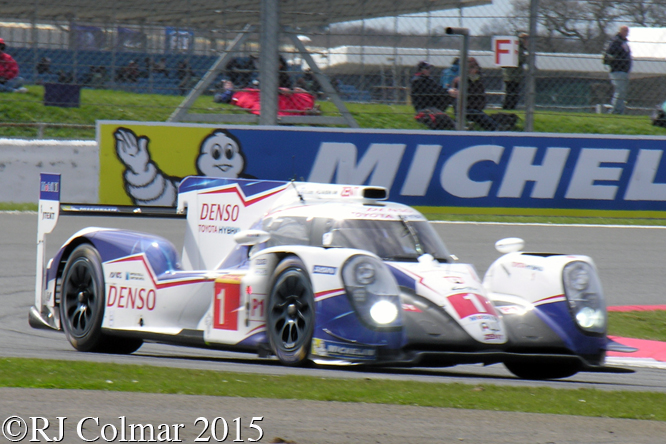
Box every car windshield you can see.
[262,216,451,262]
[325,219,451,262]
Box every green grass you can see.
[608,311,666,341]
[0,202,38,212]
[0,357,664,421]
[3,85,666,139]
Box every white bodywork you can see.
[33,174,608,373]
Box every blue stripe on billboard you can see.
[226,129,666,212]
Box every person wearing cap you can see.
[501,32,528,110]
[410,60,454,114]
[449,58,498,131]
[0,38,27,93]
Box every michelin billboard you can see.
[98,121,666,216]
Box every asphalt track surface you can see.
[3,212,666,443]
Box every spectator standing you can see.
[125,60,140,82]
[278,55,292,89]
[449,58,498,131]
[440,57,459,90]
[176,60,196,95]
[36,56,51,75]
[501,32,528,110]
[153,57,169,77]
[141,57,153,79]
[0,38,27,93]
[90,66,108,88]
[296,68,322,98]
[225,56,257,88]
[606,25,632,114]
[410,60,454,113]
[116,60,140,83]
[35,56,51,84]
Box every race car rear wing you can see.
[33,173,185,329]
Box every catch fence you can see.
[0,0,664,134]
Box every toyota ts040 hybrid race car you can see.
[31,173,620,379]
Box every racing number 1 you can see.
[213,279,240,330]
[447,293,495,319]
[463,293,487,313]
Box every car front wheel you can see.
[504,360,581,380]
[267,256,315,366]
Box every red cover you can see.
[231,88,315,116]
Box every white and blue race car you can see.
[31,173,616,379]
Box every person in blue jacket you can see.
[441,57,459,90]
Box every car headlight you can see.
[342,255,401,329]
[355,261,376,285]
[370,300,399,325]
[563,261,606,334]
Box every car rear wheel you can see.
[504,360,582,380]
[267,257,315,366]
[60,244,142,354]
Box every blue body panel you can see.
[535,301,606,355]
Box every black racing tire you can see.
[59,244,143,354]
[267,256,315,366]
[504,360,582,380]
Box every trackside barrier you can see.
[6,123,666,218]
[98,122,666,217]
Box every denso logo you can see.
[199,203,240,221]
[107,285,156,310]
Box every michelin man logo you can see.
[114,127,253,206]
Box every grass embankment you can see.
[609,311,666,341]
[0,355,663,421]
[0,310,662,421]
[2,85,666,139]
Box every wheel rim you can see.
[63,257,98,338]
[269,270,313,351]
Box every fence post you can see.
[525,0,539,132]
[446,27,469,131]
[259,0,279,126]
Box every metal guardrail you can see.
[0,122,95,139]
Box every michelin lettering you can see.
[308,139,666,209]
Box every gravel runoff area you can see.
[3,388,666,443]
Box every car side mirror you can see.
[234,230,271,246]
[495,237,525,254]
